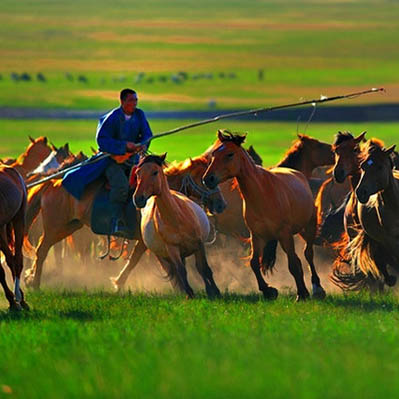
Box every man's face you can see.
[121,93,138,115]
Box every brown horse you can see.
[11,136,54,179]
[203,130,326,301]
[24,153,226,290]
[0,166,29,310]
[211,133,334,241]
[133,154,220,298]
[331,140,399,289]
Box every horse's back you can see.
[140,192,210,257]
[0,166,26,225]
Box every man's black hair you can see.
[120,88,137,101]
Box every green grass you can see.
[1,119,399,165]
[1,291,399,398]
[0,0,398,109]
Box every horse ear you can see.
[28,135,35,143]
[160,153,167,163]
[64,143,70,153]
[354,131,367,143]
[385,145,396,155]
[50,142,58,151]
[297,133,304,140]
[217,129,225,141]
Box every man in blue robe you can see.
[96,88,153,234]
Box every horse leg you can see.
[0,259,20,311]
[165,246,194,298]
[300,213,326,299]
[53,240,64,273]
[193,242,221,299]
[250,236,278,299]
[25,220,82,289]
[110,238,147,292]
[11,205,30,310]
[279,234,310,301]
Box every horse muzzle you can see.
[356,187,370,204]
[133,194,147,208]
[203,173,219,190]
[333,168,346,184]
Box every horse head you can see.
[297,134,334,168]
[332,131,366,183]
[203,129,247,189]
[167,157,226,215]
[356,141,396,204]
[133,153,167,208]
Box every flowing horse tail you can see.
[330,230,380,290]
[261,240,278,274]
[23,181,51,258]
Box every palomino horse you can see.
[111,154,226,291]
[0,165,29,310]
[133,154,221,298]
[203,130,326,301]
[24,153,226,290]
[331,141,399,290]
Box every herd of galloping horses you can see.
[1,129,398,310]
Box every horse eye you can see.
[227,153,234,158]
[152,170,158,176]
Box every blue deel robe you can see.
[62,106,153,199]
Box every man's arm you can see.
[96,112,127,155]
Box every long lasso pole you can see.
[26,87,384,189]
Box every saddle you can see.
[90,167,138,239]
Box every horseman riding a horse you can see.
[62,88,152,236]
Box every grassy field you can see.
[1,118,399,164]
[1,291,399,398]
[0,0,398,109]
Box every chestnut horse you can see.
[11,136,53,179]
[210,133,334,241]
[24,153,226,290]
[331,141,399,290]
[315,131,367,245]
[0,166,29,310]
[203,130,326,301]
[133,154,221,298]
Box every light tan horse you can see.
[133,154,221,298]
[203,130,326,301]
[0,165,29,310]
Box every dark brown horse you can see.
[203,130,326,301]
[0,166,29,310]
[24,153,226,290]
[331,140,399,290]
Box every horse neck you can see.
[235,149,268,200]
[278,146,313,178]
[154,174,183,225]
[165,171,183,191]
[15,148,49,176]
[380,171,399,210]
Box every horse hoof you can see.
[262,286,278,300]
[9,302,22,312]
[110,277,122,293]
[312,286,326,300]
[296,293,310,302]
[385,275,397,287]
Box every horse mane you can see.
[277,136,307,168]
[359,138,385,163]
[218,129,246,146]
[138,154,166,167]
[164,156,208,176]
[333,131,354,148]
